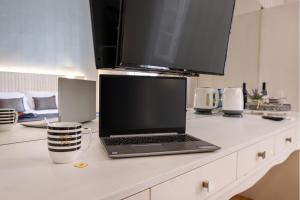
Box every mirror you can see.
[2,0,298,145]
[188,0,299,111]
[0,8,263,145]
[187,1,262,107]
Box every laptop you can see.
[99,75,220,158]
[21,78,96,128]
[58,78,96,123]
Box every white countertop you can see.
[0,112,298,200]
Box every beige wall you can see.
[234,0,263,16]
[258,2,299,111]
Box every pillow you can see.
[0,97,25,112]
[0,92,30,112]
[33,96,57,110]
[25,91,58,110]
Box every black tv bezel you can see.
[115,0,236,76]
[99,75,187,137]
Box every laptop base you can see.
[101,134,220,159]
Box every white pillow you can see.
[25,91,58,110]
[0,92,30,112]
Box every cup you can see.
[0,108,18,132]
[47,122,92,164]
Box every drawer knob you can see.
[202,181,214,192]
[285,137,292,143]
[257,151,266,159]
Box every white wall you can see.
[0,0,96,80]
[258,2,299,111]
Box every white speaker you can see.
[222,88,244,116]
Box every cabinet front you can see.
[275,127,298,154]
[237,137,275,177]
[151,154,237,200]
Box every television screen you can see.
[90,0,236,75]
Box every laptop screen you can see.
[99,75,186,137]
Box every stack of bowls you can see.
[47,122,82,164]
[0,108,18,132]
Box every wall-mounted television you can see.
[90,0,236,76]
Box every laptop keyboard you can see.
[103,134,199,146]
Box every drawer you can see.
[237,137,274,178]
[275,127,298,154]
[151,154,237,200]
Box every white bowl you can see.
[49,150,80,164]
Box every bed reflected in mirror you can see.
[0,72,98,145]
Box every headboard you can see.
[0,71,60,92]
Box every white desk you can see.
[0,113,298,200]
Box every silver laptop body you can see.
[101,133,220,158]
[99,75,220,159]
[58,78,96,123]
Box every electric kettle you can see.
[194,88,219,112]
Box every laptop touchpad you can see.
[129,144,167,153]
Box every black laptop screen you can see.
[99,75,186,137]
